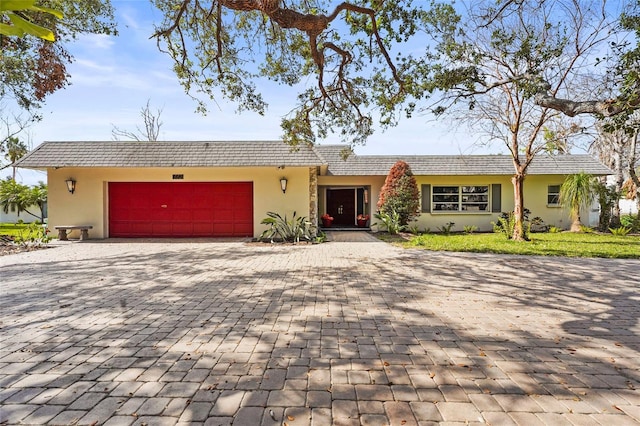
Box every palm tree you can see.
[5,137,28,180]
[0,179,47,222]
[560,172,597,232]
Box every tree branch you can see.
[533,92,629,117]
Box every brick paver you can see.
[0,234,638,425]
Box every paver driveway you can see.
[0,235,639,425]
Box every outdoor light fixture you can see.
[280,177,288,193]
[65,178,76,194]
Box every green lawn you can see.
[0,222,48,240]
[0,222,30,237]
[378,231,640,259]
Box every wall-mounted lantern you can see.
[280,177,288,193]
[65,178,76,194]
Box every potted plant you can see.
[321,213,334,227]
[357,214,370,227]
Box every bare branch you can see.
[112,100,163,141]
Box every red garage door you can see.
[109,182,253,237]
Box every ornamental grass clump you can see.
[260,211,314,243]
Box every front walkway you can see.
[0,238,638,425]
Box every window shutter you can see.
[421,184,431,213]
[491,184,501,212]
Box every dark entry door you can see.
[327,189,356,226]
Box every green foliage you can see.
[12,222,51,246]
[620,214,640,232]
[437,222,455,235]
[560,172,597,231]
[609,226,631,236]
[150,1,433,147]
[0,0,63,41]
[374,210,404,235]
[1,0,117,112]
[407,222,421,235]
[259,211,314,243]
[377,161,420,226]
[395,232,640,259]
[530,216,547,233]
[548,226,562,233]
[580,225,596,234]
[594,182,622,230]
[3,137,29,177]
[463,225,477,234]
[492,211,532,240]
[0,179,47,222]
[0,221,29,237]
[313,230,327,243]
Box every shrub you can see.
[260,211,314,243]
[463,225,478,234]
[314,230,327,243]
[530,216,547,233]
[493,209,531,240]
[407,222,421,235]
[493,213,516,239]
[580,225,596,233]
[620,214,640,232]
[609,226,631,236]
[437,222,455,235]
[548,226,562,233]
[594,182,621,230]
[374,210,404,235]
[377,161,420,226]
[13,222,51,246]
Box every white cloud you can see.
[74,33,115,51]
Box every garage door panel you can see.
[109,182,253,237]
[192,210,213,221]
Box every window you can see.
[547,185,561,206]
[432,185,489,212]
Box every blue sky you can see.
[7,0,513,184]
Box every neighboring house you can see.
[15,141,612,239]
[620,198,639,215]
[0,203,47,223]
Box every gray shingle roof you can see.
[16,141,325,168]
[17,141,612,176]
[315,145,612,176]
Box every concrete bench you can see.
[54,225,93,241]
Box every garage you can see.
[109,182,253,237]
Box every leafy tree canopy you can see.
[0,0,63,41]
[151,0,639,148]
[0,178,47,222]
[1,0,117,113]
[151,0,428,147]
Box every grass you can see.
[0,222,48,240]
[0,222,30,237]
[377,231,640,259]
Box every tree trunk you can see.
[612,147,623,226]
[570,213,582,232]
[511,173,527,241]
[629,129,640,213]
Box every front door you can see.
[327,189,356,226]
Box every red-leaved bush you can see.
[377,160,420,225]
